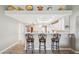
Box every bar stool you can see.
[51,33,61,53]
[38,33,46,53]
[25,34,34,53]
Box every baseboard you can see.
[0,41,18,54]
[74,51,79,53]
[71,49,79,53]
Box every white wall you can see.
[69,5,79,51]
[0,6,20,52]
[0,15,19,51]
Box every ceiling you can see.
[5,14,66,24]
[5,10,72,25]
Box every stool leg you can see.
[56,42,57,53]
[53,42,55,53]
[51,42,54,53]
[26,42,30,53]
[44,42,46,53]
[51,41,52,52]
[56,42,59,53]
[33,42,34,53]
[32,42,33,53]
[26,42,28,53]
[39,42,41,53]
[58,42,60,53]
[32,42,34,53]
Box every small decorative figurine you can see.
[37,5,43,11]
[47,7,52,11]
[7,5,16,11]
[25,5,33,11]
[16,7,24,11]
[47,5,53,11]
[58,5,64,11]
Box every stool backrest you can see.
[38,33,47,39]
[68,34,75,39]
[25,33,33,39]
[53,33,61,42]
